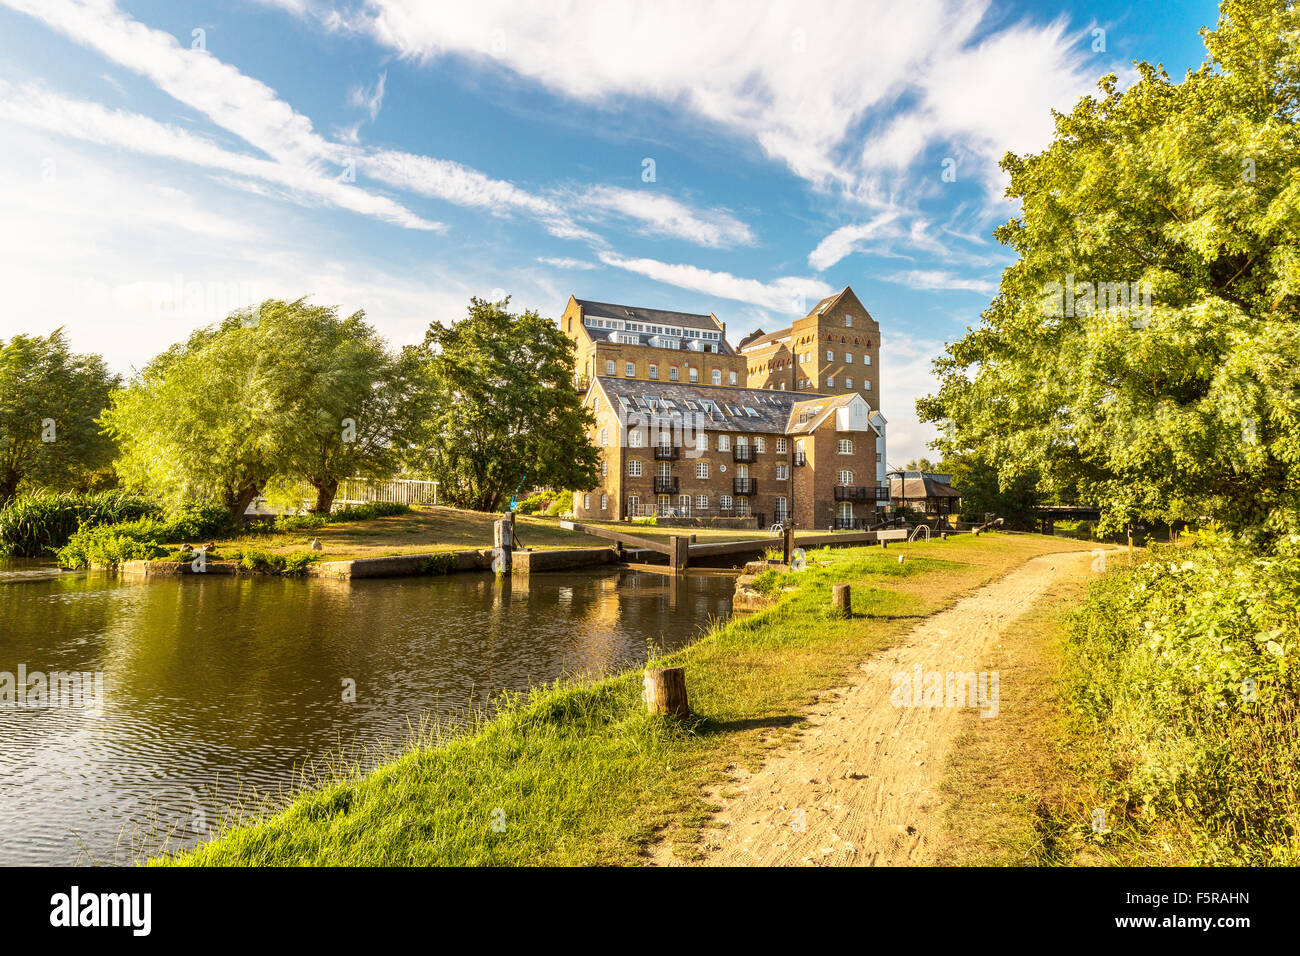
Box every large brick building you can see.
[564,284,890,530]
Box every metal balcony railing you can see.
[653,476,679,494]
[834,485,890,502]
[652,444,682,461]
[733,477,758,496]
[732,444,758,463]
[793,452,807,467]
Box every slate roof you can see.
[594,377,831,435]
[887,472,962,501]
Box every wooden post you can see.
[831,583,852,617]
[670,535,689,573]
[783,525,794,564]
[643,667,689,718]
[1127,525,1134,566]
[493,519,513,574]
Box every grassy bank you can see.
[158,532,1094,866]
[942,531,1300,866]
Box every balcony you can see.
[653,476,679,494]
[732,444,758,463]
[653,444,682,461]
[834,517,872,531]
[733,477,758,496]
[793,452,807,467]
[834,485,890,502]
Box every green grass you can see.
[158,532,1097,866]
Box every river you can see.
[0,560,733,865]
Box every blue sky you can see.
[0,0,1219,464]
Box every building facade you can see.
[565,286,889,529]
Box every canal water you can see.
[0,560,733,865]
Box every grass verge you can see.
[158,532,1095,866]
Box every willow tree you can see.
[919,0,1300,538]
[103,298,418,518]
[406,297,598,512]
[0,330,118,505]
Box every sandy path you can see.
[651,550,1096,867]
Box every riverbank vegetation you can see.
[156,533,1095,865]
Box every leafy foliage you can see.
[0,490,160,557]
[0,329,119,504]
[920,0,1300,538]
[1065,532,1300,863]
[405,298,599,512]
[55,503,236,569]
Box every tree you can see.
[0,329,118,505]
[919,0,1300,539]
[405,297,599,512]
[941,451,1042,529]
[902,457,937,472]
[248,299,420,513]
[103,298,418,518]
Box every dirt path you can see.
[651,549,1098,867]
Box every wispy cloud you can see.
[537,256,599,270]
[881,269,998,295]
[348,70,387,120]
[598,252,832,314]
[573,186,754,249]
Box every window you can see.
[649,364,658,380]
[600,428,608,446]
[845,378,853,389]
[679,494,692,514]
[629,430,643,447]
[845,353,853,364]
[601,460,607,477]
[718,435,731,451]
[838,470,853,485]
[628,495,640,515]
[605,359,615,375]
[826,349,834,362]
[625,361,635,377]
[583,493,591,510]
[864,379,872,390]
[697,433,709,451]
[720,494,733,511]
[712,369,722,385]
[845,314,853,327]
[776,496,788,520]
[826,376,834,388]
[696,494,708,510]
[776,464,788,481]
[601,494,607,510]
[864,355,872,366]
[593,396,600,413]
[838,439,853,454]
[729,371,737,385]
[776,437,787,453]
[628,460,643,477]
[696,460,709,478]
[670,366,679,381]
[735,496,749,516]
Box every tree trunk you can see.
[0,470,20,509]
[313,478,339,514]
[227,482,260,522]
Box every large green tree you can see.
[0,329,118,505]
[103,298,419,518]
[919,0,1300,538]
[406,297,599,512]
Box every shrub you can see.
[0,490,161,557]
[515,492,552,515]
[1064,531,1300,864]
[223,546,320,575]
[544,498,566,517]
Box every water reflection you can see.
[0,562,732,865]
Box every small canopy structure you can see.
[887,471,962,515]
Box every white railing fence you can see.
[246,477,439,515]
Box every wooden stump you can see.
[493,519,513,573]
[643,667,689,718]
[831,583,852,617]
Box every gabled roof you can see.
[887,472,962,500]
[738,286,875,352]
[593,377,829,435]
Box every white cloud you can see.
[574,186,754,248]
[537,257,598,270]
[598,252,832,314]
[808,213,904,271]
[340,0,1104,202]
[881,269,998,295]
[348,70,387,120]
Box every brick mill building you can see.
[562,286,889,530]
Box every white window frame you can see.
[669,366,679,381]
[628,460,643,477]
[729,371,737,385]
[648,364,658,380]
[718,435,731,452]
[720,494,733,511]
[826,349,834,362]
[838,469,853,485]
[776,437,787,453]
[600,494,607,510]
[696,460,709,479]
[838,439,853,454]
[605,359,615,375]
[629,430,643,447]
[712,369,722,385]
[625,361,635,377]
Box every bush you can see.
[272,501,409,533]
[0,490,161,557]
[544,498,566,517]
[1064,531,1300,864]
[515,492,552,515]
[55,502,236,569]
[223,546,320,575]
